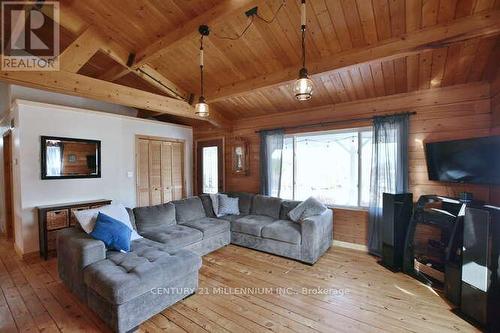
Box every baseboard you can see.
[332,240,368,252]
[13,243,41,261]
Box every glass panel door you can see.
[196,139,224,195]
[202,146,219,194]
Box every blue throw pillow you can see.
[90,212,132,252]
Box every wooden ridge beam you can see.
[0,70,230,127]
[132,0,258,69]
[207,10,500,102]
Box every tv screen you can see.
[425,136,500,185]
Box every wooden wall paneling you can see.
[429,47,448,88]
[406,54,420,92]
[417,50,433,90]
[381,60,396,95]
[370,62,386,97]
[136,139,150,207]
[358,64,377,98]
[194,82,493,247]
[393,57,408,94]
[467,37,498,81]
[441,44,462,86]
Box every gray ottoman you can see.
[83,238,201,332]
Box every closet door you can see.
[172,142,184,200]
[161,142,173,203]
[149,140,162,206]
[136,139,150,207]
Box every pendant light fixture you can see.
[195,25,210,117]
[293,0,314,101]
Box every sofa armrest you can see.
[300,209,333,264]
[57,228,106,300]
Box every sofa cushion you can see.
[217,214,242,223]
[224,192,254,215]
[199,194,216,218]
[218,195,240,216]
[288,197,327,222]
[138,224,203,251]
[90,212,132,252]
[83,238,201,305]
[280,200,301,220]
[231,215,275,237]
[172,197,206,223]
[251,195,282,219]
[261,220,302,245]
[133,203,176,233]
[180,218,230,238]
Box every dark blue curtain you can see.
[368,114,409,256]
[260,129,284,196]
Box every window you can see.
[279,128,373,208]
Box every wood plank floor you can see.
[0,236,480,333]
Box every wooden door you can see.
[196,138,224,195]
[3,132,13,239]
[171,142,184,200]
[136,139,150,207]
[149,140,162,205]
[161,142,173,202]
[136,137,184,207]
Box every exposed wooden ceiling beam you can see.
[0,70,230,128]
[59,27,103,72]
[207,10,500,102]
[132,0,258,69]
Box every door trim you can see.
[135,135,186,206]
[194,136,225,196]
[3,130,14,239]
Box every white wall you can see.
[10,85,138,117]
[9,100,193,254]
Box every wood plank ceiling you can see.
[55,1,500,120]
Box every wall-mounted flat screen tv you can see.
[425,135,500,185]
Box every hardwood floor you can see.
[0,236,479,333]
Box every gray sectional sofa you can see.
[57,193,333,332]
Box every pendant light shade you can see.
[195,96,209,117]
[294,0,313,101]
[195,25,210,117]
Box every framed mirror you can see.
[41,136,101,179]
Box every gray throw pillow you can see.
[218,195,240,216]
[288,197,327,222]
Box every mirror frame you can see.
[41,136,101,180]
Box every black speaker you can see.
[382,193,413,271]
[461,206,500,332]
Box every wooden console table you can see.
[37,199,111,260]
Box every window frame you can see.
[283,126,372,210]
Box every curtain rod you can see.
[254,111,417,134]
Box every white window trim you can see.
[283,126,372,209]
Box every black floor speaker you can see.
[381,193,413,271]
[461,205,500,332]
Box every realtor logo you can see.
[1,1,60,71]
